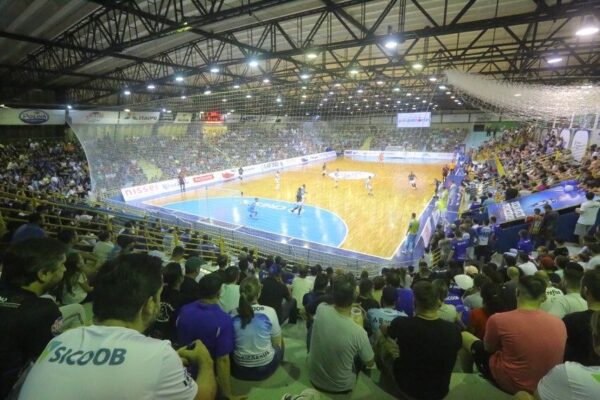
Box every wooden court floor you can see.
[149,158,444,258]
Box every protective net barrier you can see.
[445,70,600,122]
[67,83,468,196]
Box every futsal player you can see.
[334,168,340,188]
[238,166,244,183]
[301,184,307,199]
[322,163,327,177]
[290,187,304,215]
[275,170,280,190]
[248,197,258,219]
[408,171,417,190]
[365,175,373,196]
[402,212,420,254]
[178,170,186,192]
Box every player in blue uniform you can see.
[247,197,258,219]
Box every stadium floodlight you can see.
[406,93,412,96]
[180,95,186,99]
[67,105,72,109]
[204,89,212,95]
[276,97,282,103]
[123,90,131,95]
[357,88,364,93]
[393,87,400,92]
[124,108,130,112]
[429,76,437,82]
[209,66,220,73]
[438,85,447,90]
[263,78,270,83]
[246,94,252,98]
[334,83,342,87]
[175,76,184,82]
[349,67,359,75]
[306,51,318,60]
[147,84,156,90]
[248,59,259,67]
[233,84,240,89]
[446,91,451,95]
[412,62,423,70]
[576,17,599,36]
[222,99,227,102]
[161,108,167,112]
[300,73,310,79]
[514,93,521,97]
[547,57,563,64]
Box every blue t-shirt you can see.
[177,302,234,359]
[395,288,414,317]
[451,238,470,261]
[517,238,534,255]
[477,226,493,245]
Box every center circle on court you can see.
[328,171,375,180]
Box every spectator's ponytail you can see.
[238,276,260,329]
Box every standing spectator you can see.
[449,232,470,264]
[379,281,462,400]
[18,253,217,400]
[219,267,241,313]
[150,262,184,344]
[526,208,544,244]
[258,265,296,324]
[475,219,493,262]
[574,192,600,244]
[11,213,45,243]
[308,274,375,394]
[180,257,203,305]
[547,267,585,319]
[231,277,283,381]
[291,266,313,315]
[402,213,419,254]
[356,279,380,312]
[540,204,559,247]
[0,238,67,398]
[563,269,600,366]
[461,275,567,394]
[165,246,186,273]
[177,273,237,400]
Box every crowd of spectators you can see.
[371,127,468,152]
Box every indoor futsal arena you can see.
[1,1,600,400]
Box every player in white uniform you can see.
[365,175,373,196]
[275,170,280,191]
[334,169,340,188]
[408,171,417,189]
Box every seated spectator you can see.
[463,274,491,309]
[198,234,220,262]
[372,276,385,304]
[166,245,186,273]
[515,311,600,400]
[219,267,240,313]
[367,286,406,340]
[308,274,374,394]
[177,273,237,399]
[149,262,184,344]
[546,266,586,319]
[290,266,313,314]
[433,279,459,323]
[517,251,538,276]
[18,253,216,400]
[468,282,505,339]
[387,270,414,317]
[356,278,380,312]
[231,277,283,381]
[11,213,45,243]
[57,252,93,305]
[587,243,600,270]
[0,238,67,398]
[538,271,565,311]
[258,265,296,324]
[92,230,114,264]
[563,269,600,366]
[303,273,331,351]
[180,257,202,305]
[108,234,136,260]
[460,275,566,394]
[380,281,462,400]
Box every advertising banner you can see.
[344,150,454,160]
[224,114,241,123]
[441,113,470,123]
[571,130,589,162]
[560,128,571,148]
[69,110,119,125]
[487,180,587,224]
[121,151,337,201]
[396,112,431,128]
[174,112,193,123]
[0,108,66,125]
[118,111,160,124]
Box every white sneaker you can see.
[281,389,321,400]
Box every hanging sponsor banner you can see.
[0,108,65,125]
[118,111,160,124]
[174,112,193,123]
[121,151,337,201]
[571,130,589,162]
[560,128,571,148]
[69,110,119,125]
[397,112,431,128]
[240,115,260,122]
[441,113,469,123]
[487,180,587,224]
[224,114,241,123]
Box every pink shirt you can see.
[484,309,566,394]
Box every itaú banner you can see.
[121,151,337,201]
[344,150,454,160]
[0,108,66,125]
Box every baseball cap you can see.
[453,274,474,291]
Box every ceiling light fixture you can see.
[429,76,437,82]
[124,108,130,112]
[147,84,156,90]
[547,57,563,64]
[393,87,400,92]
[209,66,219,73]
[412,62,423,70]
[438,85,447,90]
[248,59,259,67]
[233,84,240,89]
[576,17,599,36]
[123,90,131,95]
[204,89,212,95]
[175,76,184,82]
